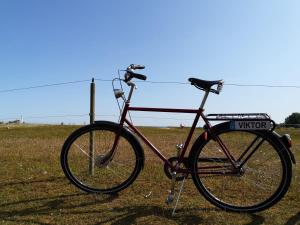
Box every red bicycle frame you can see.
[111,86,238,175]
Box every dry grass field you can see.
[0,125,299,225]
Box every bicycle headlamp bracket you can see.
[114,89,125,99]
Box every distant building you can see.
[8,120,21,124]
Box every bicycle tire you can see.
[189,122,292,212]
[61,121,144,194]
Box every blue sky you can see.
[0,0,299,126]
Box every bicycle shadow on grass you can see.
[94,205,204,225]
[0,193,118,225]
[0,175,283,225]
[0,179,119,225]
[0,190,270,225]
[0,176,66,189]
[89,205,265,225]
[284,211,300,225]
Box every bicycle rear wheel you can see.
[61,121,144,194]
[190,122,292,212]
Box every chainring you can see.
[163,157,189,181]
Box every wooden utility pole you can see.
[89,78,95,175]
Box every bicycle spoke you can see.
[193,127,288,211]
[109,161,134,174]
[63,125,140,192]
[245,166,281,178]
[106,166,127,180]
[74,143,94,160]
[240,176,274,191]
[237,136,261,162]
[239,138,265,168]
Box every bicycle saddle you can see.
[188,78,224,94]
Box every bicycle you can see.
[61,64,295,213]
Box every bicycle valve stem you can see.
[176,144,183,157]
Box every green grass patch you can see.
[0,125,299,224]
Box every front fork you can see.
[97,102,130,166]
[95,131,122,167]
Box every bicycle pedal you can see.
[143,191,152,199]
[165,191,174,205]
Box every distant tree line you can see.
[0,120,22,125]
[284,112,300,128]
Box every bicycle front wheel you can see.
[61,121,144,194]
[190,122,292,212]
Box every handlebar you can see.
[128,64,145,70]
[124,64,147,82]
[125,71,147,81]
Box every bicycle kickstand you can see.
[172,177,186,216]
[166,143,184,205]
[165,171,177,204]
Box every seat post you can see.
[199,90,210,110]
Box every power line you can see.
[142,81,300,88]
[25,114,89,119]
[1,114,300,127]
[0,78,300,93]
[0,114,116,120]
[0,79,91,93]
[225,83,300,88]
[2,113,300,127]
[0,114,89,121]
[122,115,195,121]
[139,80,188,85]
[94,78,118,82]
[0,113,196,122]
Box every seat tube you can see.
[200,91,210,110]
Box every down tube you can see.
[124,118,169,164]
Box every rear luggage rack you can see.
[206,113,271,120]
[206,113,275,131]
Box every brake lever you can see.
[124,72,132,82]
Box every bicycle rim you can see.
[62,125,140,193]
[192,129,290,212]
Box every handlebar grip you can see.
[130,64,145,70]
[133,72,147,80]
[125,71,147,81]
